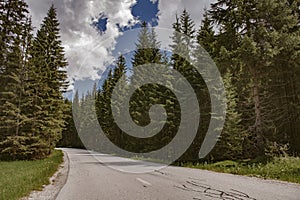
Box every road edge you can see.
[21,149,70,200]
[173,166,300,187]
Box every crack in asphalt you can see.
[175,178,257,200]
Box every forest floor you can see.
[0,150,64,200]
[182,156,300,184]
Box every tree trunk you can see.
[250,66,265,156]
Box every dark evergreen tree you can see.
[132,21,154,67]
[130,21,162,129]
[78,84,99,150]
[210,69,245,161]
[29,4,68,157]
[57,98,84,148]
[196,11,215,56]
[96,56,127,153]
[209,0,300,157]
[0,0,38,160]
[169,9,212,162]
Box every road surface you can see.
[56,148,300,200]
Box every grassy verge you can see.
[0,150,64,200]
[181,157,300,184]
[131,155,169,164]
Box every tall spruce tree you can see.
[0,0,36,160]
[130,22,181,154]
[196,11,215,56]
[110,55,127,149]
[96,56,128,153]
[130,22,162,128]
[170,9,212,162]
[29,4,68,156]
[210,69,245,161]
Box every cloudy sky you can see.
[26,0,214,93]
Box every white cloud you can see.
[150,0,158,3]
[25,0,216,92]
[154,0,216,53]
[156,0,215,30]
[26,0,138,87]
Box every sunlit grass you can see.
[0,150,64,200]
[182,157,300,184]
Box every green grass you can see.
[131,155,170,164]
[182,157,300,184]
[0,150,64,200]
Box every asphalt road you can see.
[56,148,300,200]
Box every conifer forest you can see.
[1,0,299,163]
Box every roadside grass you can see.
[131,155,169,164]
[181,157,300,184]
[0,150,64,200]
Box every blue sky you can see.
[130,0,159,27]
[74,0,159,94]
[96,0,159,33]
[28,0,213,87]
[27,0,213,98]
[95,0,161,90]
[70,0,161,97]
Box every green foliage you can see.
[0,2,69,160]
[0,136,49,161]
[130,22,164,136]
[210,70,245,161]
[57,99,84,148]
[95,5,299,163]
[209,0,300,157]
[196,11,215,56]
[0,0,32,143]
[96,55,128,153]
[29,4,68,154]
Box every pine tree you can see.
[261,0,300,155]
[96,56,128,153]
[57,99,83,148]
[196,11,215,56]
[110,55,127,149]
[132,21,154,67]
[211,69,245,161]
[78,84,99,150]
[130,22,182,154]
[194,11,225,161]
[0,0,37,160]
[130,22,162,129]
[209,0,300,157]
[170,9,212,162]
[29,4,68,156]
[170,10,196,74]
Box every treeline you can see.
[56,99,84,149]
[78,0,299,162]
[0,0,68,160]
[207,0,300,160]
